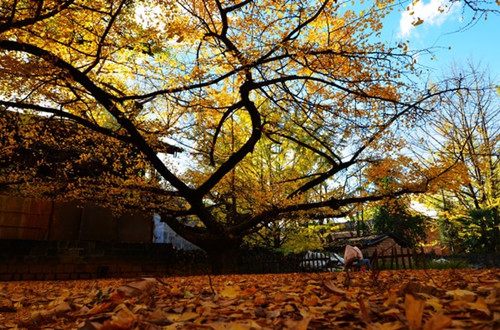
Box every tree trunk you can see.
[205,245,241,275]
[197,235,243,274]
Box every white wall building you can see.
[153,213,201,250]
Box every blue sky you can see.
[378,0,500,81]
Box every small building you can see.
[328,233,412,257]
[357,233,412,258]
[153,213,200,250]
[330,233,421,269]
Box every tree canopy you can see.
[1,0,498,271]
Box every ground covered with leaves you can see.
[0,269,498,329]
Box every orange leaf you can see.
[405,294,425,330]
[88,301,115,314]
[303,294,320,307]
[241,286,258,296]
[254,295,267,305]
[323,280,346,295]
[210,321,261,330]
[358,298,372,323]
[101,309,136,330]
[284,315,312,330]
[371,321,406,329]
[412,17,424,26]
[423,312,452,330]
[117,278,157,297]
[274,292,289,302]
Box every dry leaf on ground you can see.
[0,269,498,329]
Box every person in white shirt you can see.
[344,244,371,270]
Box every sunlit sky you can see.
[380,0,500,80]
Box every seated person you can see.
[344,244,371,270]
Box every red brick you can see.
[64,264,75,273]
[44,273,55,280]
[118,264,132,272]
[0,273,13,281]
[108,264,119,273]
[0,264,9,273]
[76,264,98,273]
[23,274,36,280]
[17,264,29,273]
[56,273,70,280]
[54,264,66,274]
[29,264,43,274]
[42,264,55,274]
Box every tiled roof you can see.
[328,232,411,251]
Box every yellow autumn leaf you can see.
[446,289,477,302]
[383,292,399,307]
[210,321,262,330]
[220,285,241,298]
[425,297,443,312]
[167,311,199,322]
[467,297,491,316]
[412,17,424,26]
[333,301,349,311]
[382,308,401,316]
[371,321,406,330]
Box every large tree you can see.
[0,0,497,272]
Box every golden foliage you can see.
[0,0,478,249]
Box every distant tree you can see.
[347,203,374,237]
[372,199,428,246]
[421,63,500,253]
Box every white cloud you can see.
[398,0,462,38]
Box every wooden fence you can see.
[370,246,426,270]
[276,247,428,273]
[239,248,427,274]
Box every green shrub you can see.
[426,258,469,269]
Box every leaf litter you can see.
[0,269,498,329]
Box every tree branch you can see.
[0,0,75,34]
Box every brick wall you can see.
[0,196,153,242]
[0,240,208,281]
[0,242,337,280]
